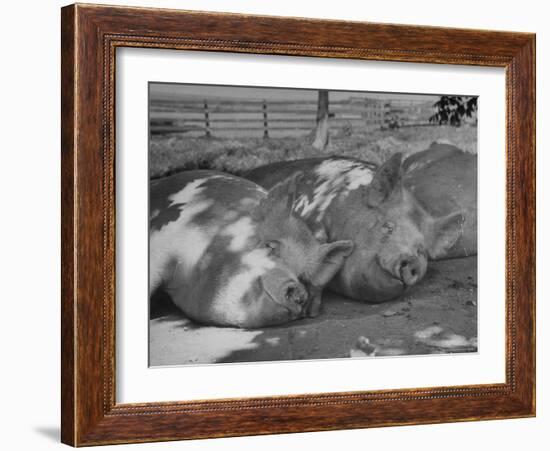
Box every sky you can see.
[149,82,443,103]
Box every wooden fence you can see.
[149,98,437,138]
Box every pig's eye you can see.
[265,240,281,255]
[382,221,395,234]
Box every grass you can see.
[149,124,477,179]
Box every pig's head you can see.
[241,173,354,326]
[328,153,464,303]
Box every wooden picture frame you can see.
[61,3,535,446]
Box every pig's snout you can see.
[284,282,308,306]
[395,254,423,287]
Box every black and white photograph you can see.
[2,0,544,448]
[148,83,478,367]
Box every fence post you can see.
[262,99,269,139]
[204,99,211,138]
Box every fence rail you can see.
[149,98,436,138]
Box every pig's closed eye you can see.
[265,240,281,256]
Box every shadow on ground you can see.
[34,426,59,443]
[149,257,477,366]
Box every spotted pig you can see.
[245,154,465,303]
[150,170,354,328]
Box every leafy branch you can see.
[429,96,477,126]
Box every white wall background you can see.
[0,0,546,449]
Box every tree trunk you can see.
[311,90,329,150]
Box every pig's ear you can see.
[364,152,403,207]
[252,172,303,221]
[306,240,354,288]
[426,211,465,259]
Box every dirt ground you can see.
[149,256,477,366]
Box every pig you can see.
[245,154,465,303]
[403,142,477,258]
[149,170,354,328]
